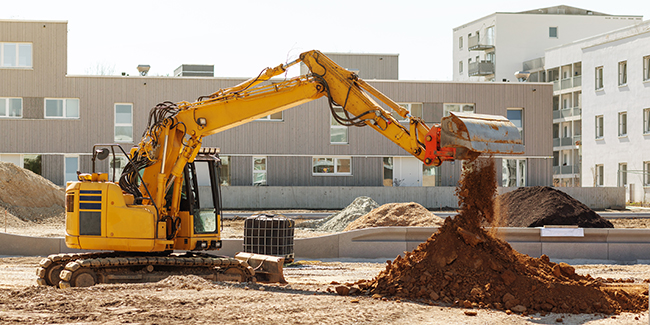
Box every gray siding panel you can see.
[42,154,63,186]
[23,97,44,119]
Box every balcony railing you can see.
[561,78,572,89]
[553,136,580,148]
[468,35,495,51]
[523,57,545,71]
[553,80,560,91]
[553,164,580,175]
[468,61,494,76]
[552,106,582,120]
[573,75,582,87]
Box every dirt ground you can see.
[0,256,647,324]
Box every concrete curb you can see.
[3,226,650,262]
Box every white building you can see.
[452,5,641,83]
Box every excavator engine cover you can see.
[440,112,524,157]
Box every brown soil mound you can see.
[0,161,64,222]
[356,159,647,314]
[343,202,444,232]
[496,186,613,228]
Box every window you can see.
[595,164,604,186]
[507,108,524,142]
[253,157,267,186]
[423,164,441,186]
[595,66,604,90]
[644,161,650,186]
[45,98,79,118]
[0,97,22,118]
[1,42,32,68]
[644,55,650,81]
[257,111,283,121]
[644,108,650,134]
[312,157,351,175]
[387,103,423,122]
[618,111,627,136]
[549,27,558,38]
[618,163,627,187]
[64,156,79,184]
[114,103,133,142]
[383,157,393,186]
[443,103,475,117]
[502,159,526,187]
[618,61,627,86]
[486,26,494,45]
[109,155,128,182]
[330,106,348,144]
[219,156,231,186]
[595,115,604,139]
[459,36,463,49]
[459,61,463,74]
[23,154,42,175]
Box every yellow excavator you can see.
[36,50,524,288]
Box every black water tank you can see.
[243,214,295,263]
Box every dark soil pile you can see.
[343,202,444,232]
[354,159,647,314]
[496,186,613,228]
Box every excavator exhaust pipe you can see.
[440,112,524,159]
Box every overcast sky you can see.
[3,0,650,80]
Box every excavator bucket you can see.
[234,252,287,284]
[440,112,524,157]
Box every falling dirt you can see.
[343,202,444,232]
[355,158,648,315]
[496,186,614,228]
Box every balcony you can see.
[468,61,494,76]
[561,78,572,89]
[553,164,581,175]
[573,75,582,87]
[468,35,495,51]
[553,135,581,148]
[552,106,582,120]
[523,57,545,71]
[552,80,560,91]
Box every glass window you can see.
[618,163,627,187]
[330,105,348,144]
[219,156,230,186]
[507,108,524,142]
[45,98,80,118]
[388,103,423,122]
[618,61,627,86]
[109,155,128,182]
[2,43,16,67]
[595,115,604,139]
[486,26,494,45]
[253,157,267,186]
[644,56,650,81]
[595,66,604,90]
[644,108,650,134]
[502,159,526,187]
[1,43,32,68]
[549,27,558,38]
[23,154,42,175]
[618,112,627,136]
[459,61,463,74]
[596,164,604,186]
[0,98,22,118]
[257,111,283,121]
[644,161,650,186]
[383,157,393,186]
[443,103,475,117]
[115,103,133,142]
[312,157,351,175]
[459,36,463,49]
[423,164,440,186]
[64,156,79,184]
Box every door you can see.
[392,157,422,187]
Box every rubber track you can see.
[36,253,255,288]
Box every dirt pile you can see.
[354,159,647,314]
[0,161,65,222]
[343,202,444,232]
[298,196,379,232]
[496,186,613,228]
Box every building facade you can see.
[0,20,553,191]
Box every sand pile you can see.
[0,161,65,222]
[353,159,647,314]
[298,197,379,232]
[496,186,613,228]
[343,202,444,232]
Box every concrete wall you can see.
[215,186,624,210]
[5,225,649,262]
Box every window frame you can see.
[252,156,267,186]
[595,164,604,187]
[459,61,463,74]
[312,156,352,176]
[387,103,423,122]
[64,155,79,185]
[618,61,627,86]
[114,103,133,142]
[644,161,650,186]
[507,108,524,143]
[549,27,558,38]
[595,115,604,139]
[644,55,650,82]
[256,111,283,121]
[459,36,463,50]
[443,103,475,117]
[618,111,627,137]
[502,158,526,187]
[644,108,650,135]
[0,42,33,68]
[618,162,627,187]
[595,66,604,90]
[44,98,80,119]
[0,97,23,118]
[330,105,349,144]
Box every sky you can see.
[3,0,650,80]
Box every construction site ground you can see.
[0,211,649,324]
